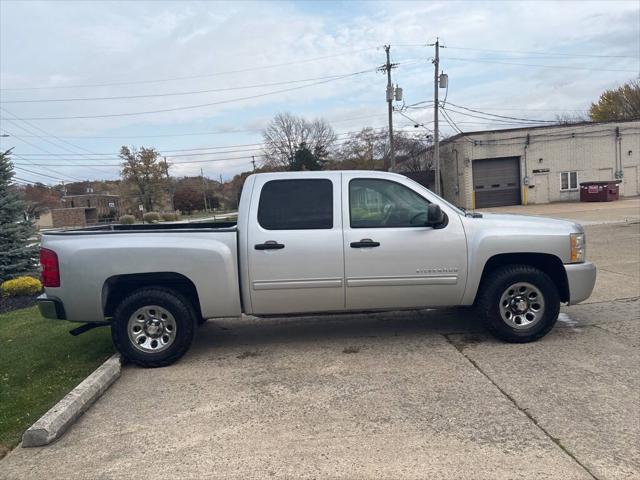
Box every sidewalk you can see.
[479,197,640,225]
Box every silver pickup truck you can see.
[38,170,596,367]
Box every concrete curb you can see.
[22,353,121,447]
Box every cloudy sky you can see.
[1,0,638,184]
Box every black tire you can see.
[111,287,197,367]
[476,265,560,343]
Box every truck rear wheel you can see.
[111,287,197,367]
[476,265,560,343]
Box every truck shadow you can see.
[189,307,484,354]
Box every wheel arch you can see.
[103,272,202,320]
[474,253,569,304]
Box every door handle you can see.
[255,240,285,250]
[350,239,380,248]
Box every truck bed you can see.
[40,222,242,322]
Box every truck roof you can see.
[248,170,409,180]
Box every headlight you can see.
[570,233,585,263]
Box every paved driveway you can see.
[480,196,640,226]
[1,223,638,480]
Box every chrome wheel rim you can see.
[499,282,545,329]
[127,305,177,353]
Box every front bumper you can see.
[564,261,597,305]
[37,294,66,320]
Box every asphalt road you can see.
[1,221,638,480]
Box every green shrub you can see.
[161,212,180,222]
[119,215,136,225]
[143,212,160,223]
[1,276,42,297]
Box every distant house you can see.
[44,194,122,228]
[62,193,121,216]
[438,119,639,209]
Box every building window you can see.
[560,171,578,191]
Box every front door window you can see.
[349,178,430,228]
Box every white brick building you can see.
[439,120,640,209]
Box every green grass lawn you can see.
[0,307,114,456]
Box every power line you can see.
[444,102,557,124]
[1,131,85,181]
[0,128,264,140]
[1,127,113,175]
[395,110,434,134]
[405,101,586,113]
[0,71,380,104]
[442,107,552,126]
[444,57,638,73]
[14,165,71,182]
[439,108,463,134]
[12,130,415,168]
[438,108,474,144]
[0,113,390,140]
[13,155,83,181]
[14,156,256,167]
[441,105,559,126]
[442,45,638,59]
[4,70,378,120]
[0,47,380,91]
[15,146,264,159]
[1,107,117,174]
[14,176,38,185]
[11,128,391,159]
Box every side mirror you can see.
[426,204,445,227]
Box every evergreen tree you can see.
[0,149,36,280]
[289,143,324,171]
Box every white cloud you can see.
[1,0,637,183]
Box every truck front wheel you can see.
[111,287,197,367]
[476,265,560,343]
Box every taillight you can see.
[40,248,60,287]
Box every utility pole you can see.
[201,167,209,212]
[163,156,174,211]
[383,45,396,172]
[251,156,256,171]
[433,38,440,195]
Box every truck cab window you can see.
[258,179,333,230]
[350,178,430,228]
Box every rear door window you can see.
[258,179,333,230]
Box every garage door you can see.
[473,157,521,208]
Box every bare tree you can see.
[334,127,387,170]
[555,112,588,124]
[395,132,432,173]
[333,128,430,173]
[262,113,336,168]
